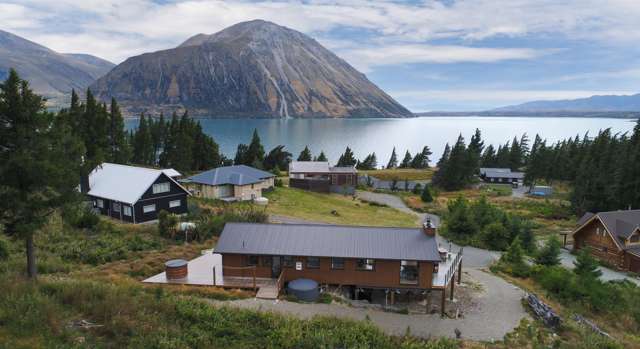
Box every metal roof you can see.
[596,210,640,241]
[215,223,441,261]
[289,161,330,173]
[480,168,511,175]
[483,170,524,179]
[184,165,274,186]
[87,163,188,204]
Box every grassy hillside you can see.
[264,187,418,227]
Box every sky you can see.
[1,0,639,111]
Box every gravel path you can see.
[209,268,527,341]
[558,249,640,285]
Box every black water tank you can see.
[287,278,319,302]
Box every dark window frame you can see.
[306,257,320,269]
[282,256,295,268]
[261,256,272,267]
[246,255,259,266]
[331,257,345,270]
[356,258,375,271]
[400,260,419,285]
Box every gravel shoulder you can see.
[209,268,528,341]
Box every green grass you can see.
[360,168,435,181]
[481,183,513,196]
[264,187,418,227]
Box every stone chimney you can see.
[423,218,436,237]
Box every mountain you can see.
[90,20,412,118]
[494,93,640,112]
[0,30,115,104]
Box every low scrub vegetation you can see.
[441,196,536,252]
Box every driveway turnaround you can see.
[210,268,528,341]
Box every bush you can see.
[158,210,179,239]
[0,235,9,261]
[412,183,422,194]
[194,205,268,241]
[535,236,561,266]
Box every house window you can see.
[169,200,181,208]
[631,235,639,243]
[152,182,170,194]
[96,199,104,208]
[282,256,294,267]
[261,256,272,267]
[123,206,132,216]
[247,255,259,266]
[143,204,156,213]
[112,202,121,212]
[356,259,375,271]
[331,257,344,270]
[306,257,320,269]
[400,260,419,285]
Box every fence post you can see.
[212,266,216,286]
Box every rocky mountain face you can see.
[494,93,640,112]
[91,20,412,118]
[0,30,115,104]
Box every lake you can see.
[125,116,636,165]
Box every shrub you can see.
[412,183,422,194]
[0,235,9,261]
[535,236,562,266]
[421,184,433,202]
[158,210,179,239]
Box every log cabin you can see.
[288,161,357,194]
[84,163,190,223]
[572,210,640,272]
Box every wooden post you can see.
[390,290,395,305]
[212,266,216,286]
[252,266,256,291]
[441,288,446,317]
[450,278,455,301]
[457,262,462,285]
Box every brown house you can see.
[214,221,462,311]
[572,210,640,272]
[288,161,357,194]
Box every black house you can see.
[85,163,190,223]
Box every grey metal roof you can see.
[595,210,640,241]
[289,161,330,173]
[184,165,274,186]
[215,223,441,261]
[330,166,357,173]
[484,170,524,179]
[480,168,511,175]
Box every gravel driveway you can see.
[558,249,640,285]
[209,268,527,341]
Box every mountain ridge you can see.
[90,20,412,118]
[0,29,115,104]
[493,93,640,112]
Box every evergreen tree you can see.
[386,147,398,169]
[132,114,154,165]
[480,144,496,167]
[410,146,432,169]
[436,143,450,168]
[399,150,413,168]
[297,146,312,161]
[264,145,292,171]
[356,153,377,170]
[246,129,265,165]
[573,248,602,279]
[108,98,130,163]
[0,70,84,278]
[337,146,357,167]
[535,236,561,266]
[421,183,433,202]
[508,136,522,169]
[315,151,328,162]
[434,134,470,190]
[466,128,484,174]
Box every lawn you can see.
[264,187,419,227]
[360,168,435,181]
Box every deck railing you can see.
[443,247,463,286]
[215,265,257,290]
[276,269,287,295]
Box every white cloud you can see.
[341,44,551,72]
[1,0,639,63]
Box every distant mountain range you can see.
[493,93,640,113]
[91,20,412,118]
[0,30,114,105]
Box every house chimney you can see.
[423,218,436,237]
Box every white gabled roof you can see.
[163,168,181,178]
[88,163,187,204]
[289,161,331,173]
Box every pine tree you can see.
[297,146,312,161]
[421,183,433,202]
[108,98,130,164]
[264,145,292,170]
[246,129,265,165]
[535,236,561,266]
[0,70,84,278]
[480,144,496,167]
[399,150,412,168]
[132,114,154,165]
[386,147,398,169]
[315,151,328,162]
[573,248,602,279]
[337,146,357,167]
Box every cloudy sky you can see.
[1,0,639,111]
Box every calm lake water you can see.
[125,117,636,164]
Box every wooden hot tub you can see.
[165,259,188,280]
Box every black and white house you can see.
[84,163,190,223]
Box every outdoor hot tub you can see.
[287,278,319,302]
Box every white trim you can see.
[123,205,132,216]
